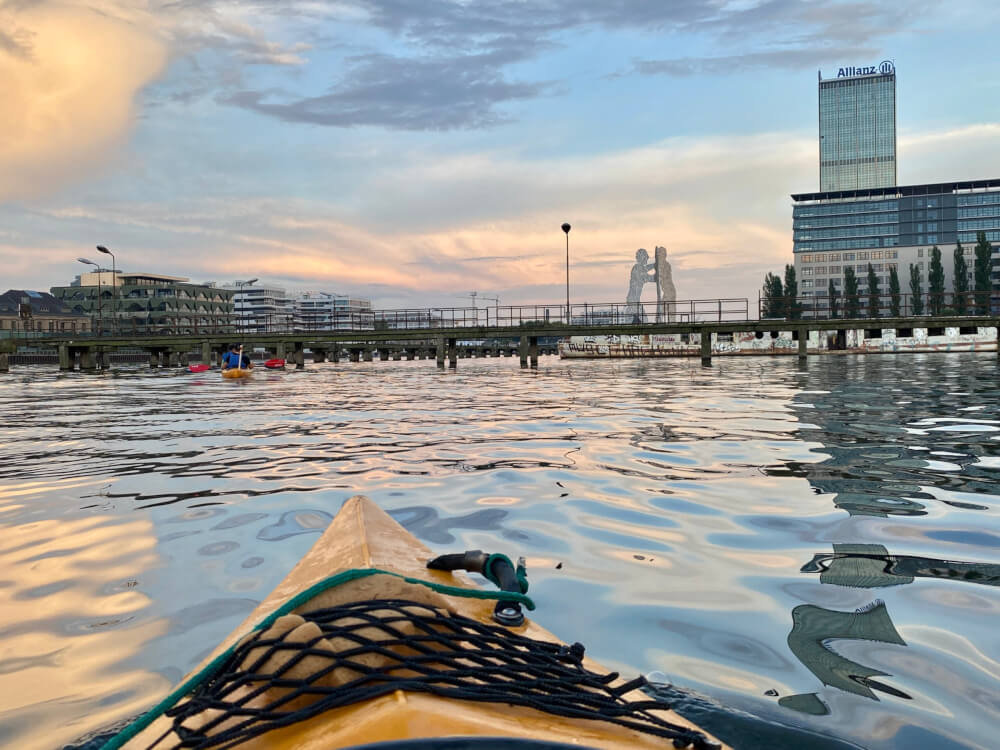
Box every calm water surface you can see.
[1,354,998,750]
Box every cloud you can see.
[0,2,167,202]
[224,46,552,130]
[213,0,928,128]
[631,47,877,77]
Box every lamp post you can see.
[234,278,258,334]
[78,257,102,336]
[561,223,571,323]
[96,246,116,335]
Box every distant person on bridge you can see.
[222,344,253,371]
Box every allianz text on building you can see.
[792,178,1000,311]
[819,61,896,191]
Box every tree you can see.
[828,278,839,319]
[908,264,924,315]
[761,272,784,318]
[888,265,901,317]
[784,264,801,320]
[973,231,993,315]
[928,245,945,315]
[866,263,881,318]
[844,266,860,318]
[952,242,969,315]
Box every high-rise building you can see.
[819,61,896,191]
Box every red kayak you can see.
[264,358,286,369]
[188,364,211,373]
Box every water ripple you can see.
[0,355,998,750]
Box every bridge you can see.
[1,297,998,372]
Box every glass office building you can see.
[819,66,896,191]
[791,179,1000,301]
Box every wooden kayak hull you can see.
[123,496,727,750]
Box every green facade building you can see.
[50,272,234,335]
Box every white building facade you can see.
[293,292,373,331]
[222,283,294,333]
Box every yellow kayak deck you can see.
[123,496,727,750]
[222,368,252,379]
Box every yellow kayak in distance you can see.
[221,368,253,379]
[107,496,727,750]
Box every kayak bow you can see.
[109,496,726,750]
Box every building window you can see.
[801,254,813,263]
[829,253,841,262]
[843,253,855,261]
[829,265,841,274]
[802,268,813,275]
[871,251,883,259]
[857,252,869,260]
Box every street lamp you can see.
[78,257,102,336]
[96,245,116,335]
[562,223,571,323]
[234,278,258,334]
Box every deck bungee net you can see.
[102,569,718,750]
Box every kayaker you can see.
[221,344,253,370]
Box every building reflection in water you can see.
[771,366,1000,718]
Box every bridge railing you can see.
[4,298,751,341]
[760,291,1000,320]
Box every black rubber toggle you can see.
[428,550,525,627]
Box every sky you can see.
[2,0,1000,310]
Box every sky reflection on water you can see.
[0,354,997,750]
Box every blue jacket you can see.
[223,351,250,368]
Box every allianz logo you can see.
[838,61,895,77]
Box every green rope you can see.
[99,567,535,750]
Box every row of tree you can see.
[762,231,995,319]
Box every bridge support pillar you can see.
[700,332,712,366]
[406,348,416,361]
[178,351,189,367]
[80,349,97,371]
[97,349,110,370]
[363,348,373,363]
[167,351,180,368]
[798,331,808,359]
[331,348,340,364]
[519,336,529,368]
[529,336,538,368]
[200,341,211,365]
[447,338,458,368]
[149,350,160,368]
[293,344,305,369]
[275,342,286,359]
[313,349,327,363]
[436,338,446,368]
[0,353,8,373]
[393,350,402,361]
[349,349,360,363]
[59,345,72,371]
